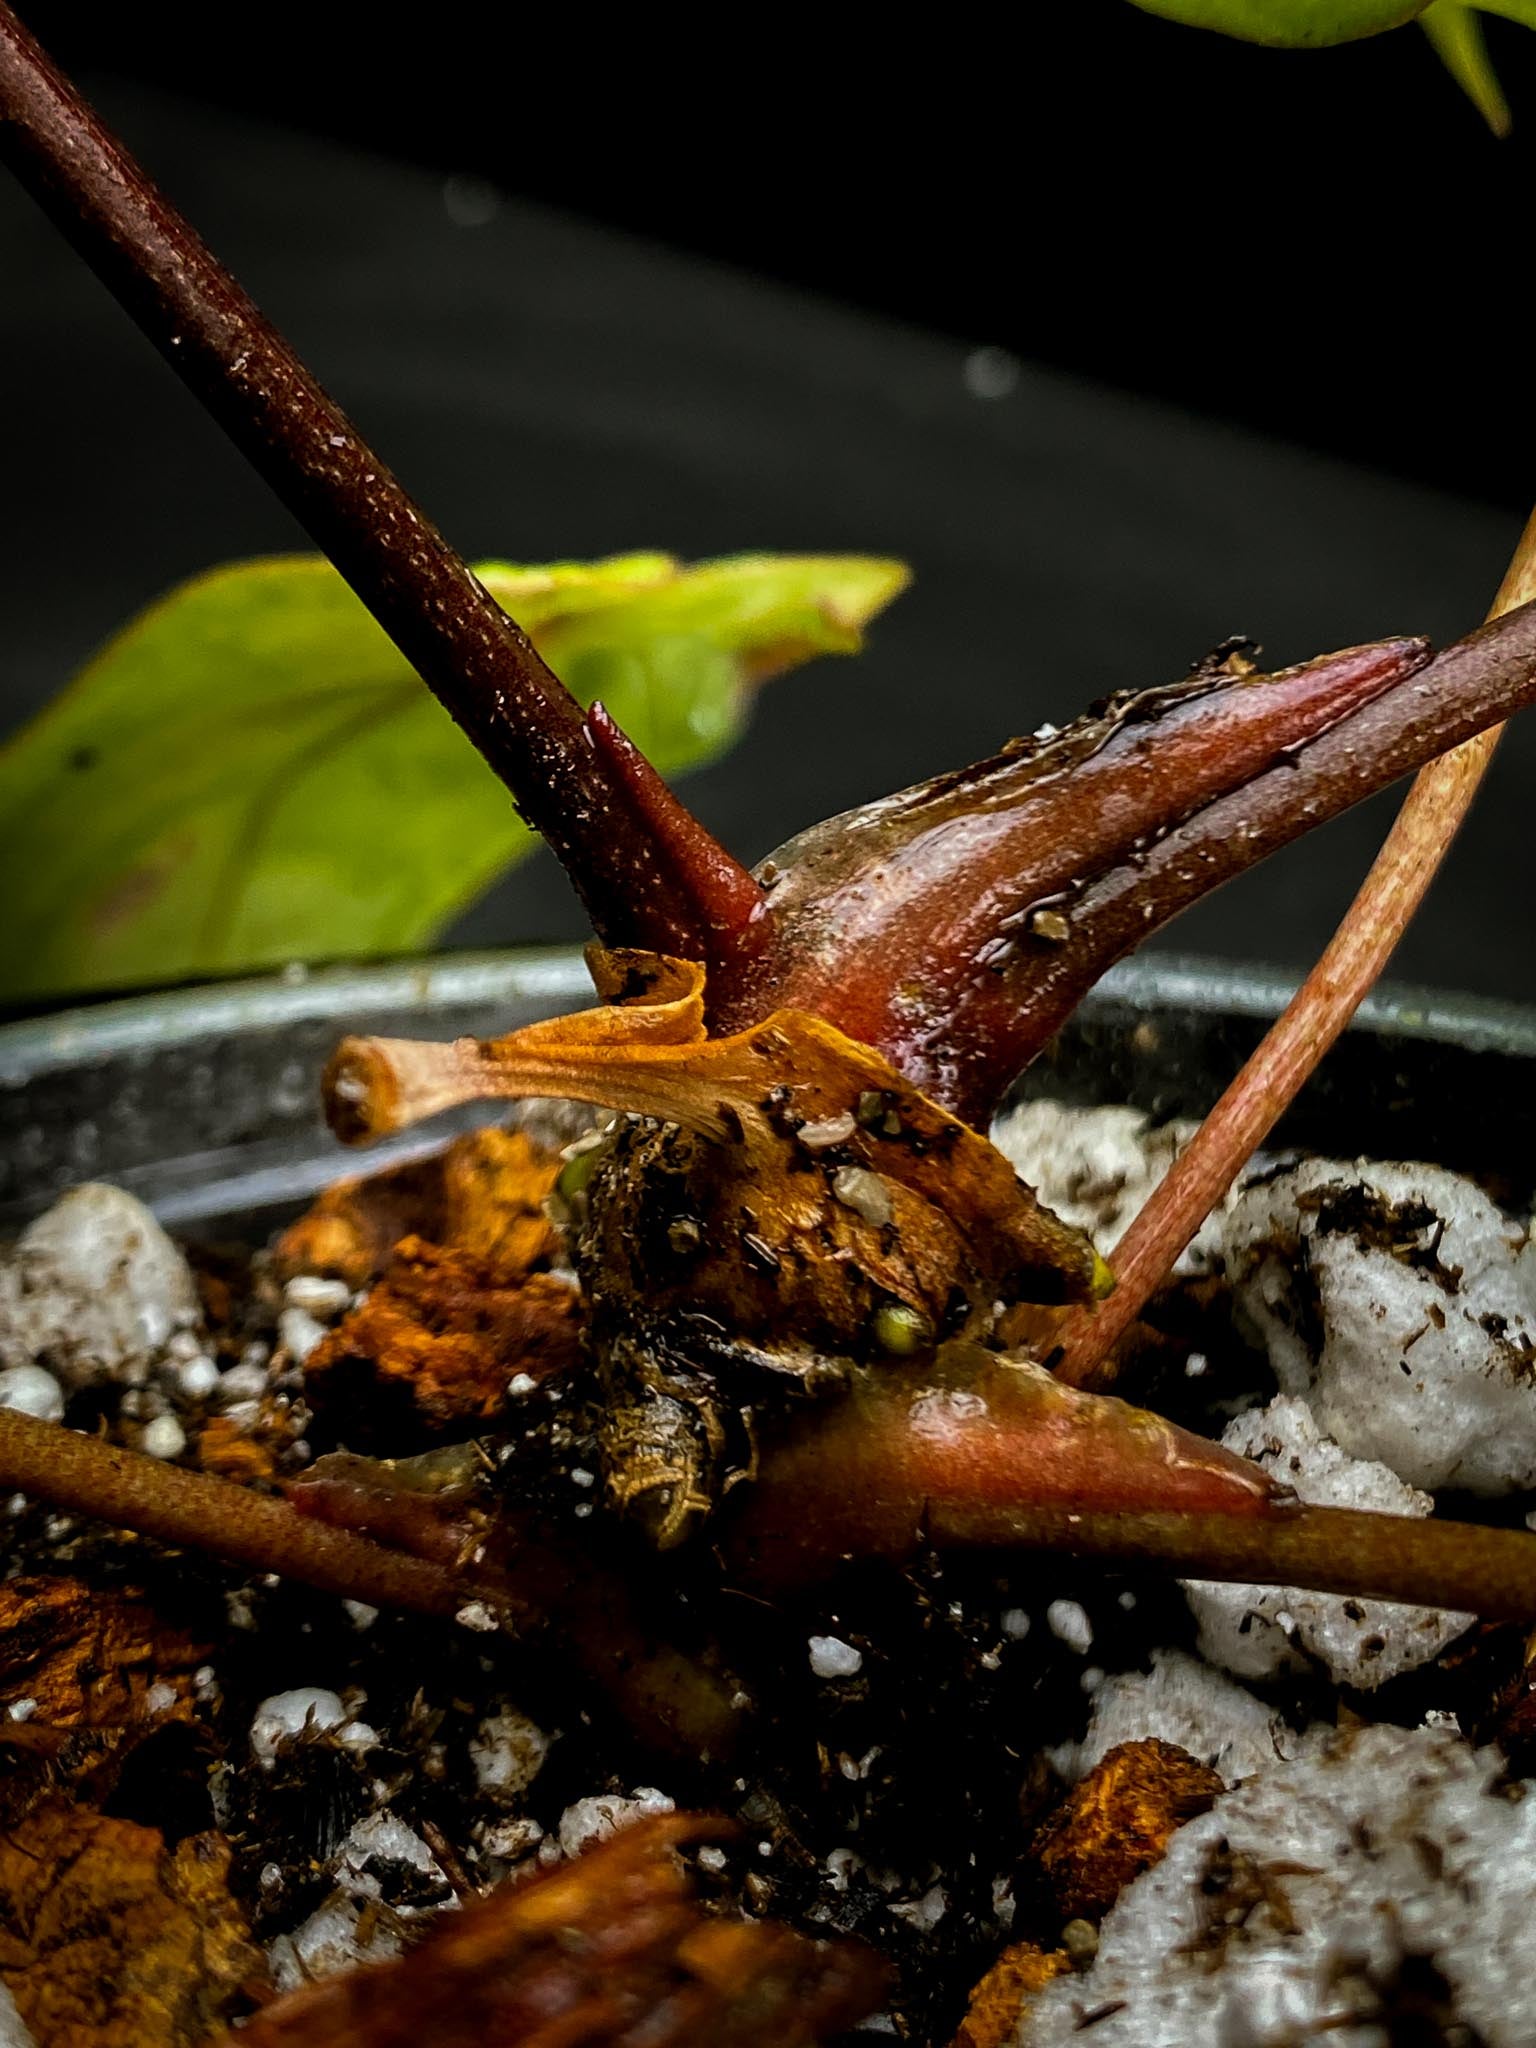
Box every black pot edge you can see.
[4,947,1535,1086]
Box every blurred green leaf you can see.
[1128,1,1428,43]
[0,551,908,1000]
[1131,0,1536,124]
[1421,1,1511,131]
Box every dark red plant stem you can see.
[732,607,1536,1126]
[726,1369,1536,1622]
[1052,522,1536,1389]
[0,1407,744,1761]
[585,702,770,980]
[739,1491,1536,1624]
[0,6,749,965]
[290,1467,746,1764]
[723,637,1428,1113]
[0,1406,465,1616]
[1001,602,1536,1107]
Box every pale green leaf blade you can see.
[0,551,907,1001]
[1129,0,1428,41]
[1421,1,1512,132]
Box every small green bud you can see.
[556,1145,603,1203]
[871,1301,934,1357]
[1062,1918,1099,1968]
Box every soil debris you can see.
[1016,1724,1536,2047]
[1031,1738,1223,1922]
[951,1943,1070,2048]
[0,1803,259,2048]
[302,1240,581,1445]
[9,1105,1536,2045]
[230,1810,886,2048]
[0,1574,212,1826]
[273,1128,565,1292]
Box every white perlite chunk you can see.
[249,1686,375,1765]
[335,1812,450,1905]
[0,1184,200,1388]
[1225,1157,1536,1494]
[217,1361,269,1403]
[470,1708,551,1803]
[1017,1726,1536,2048]
[0,1983,35,2048]
[176,1355,221,1400]
[282,1275,352,1317]
[250,1686,346,1761]
[989,1101,1237,1266]
[277,1306,328,1364]
[0,1363,65,1422]
[140,1415,186,1461]
[265,1813,452,1990]
[1052,1648,1311,1788]
[478,1815,544,1862]
[1183,1397,1473,1688]
[1045,1600,1093,1653]
[268,1895,403,1992]
[556,1788,674,1859]
[809,1634,864,1680]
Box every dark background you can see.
[5,2,1535,999]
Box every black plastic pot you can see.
[4,949,1536,1239]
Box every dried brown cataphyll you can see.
[8,8,1536,2045]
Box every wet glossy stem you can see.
[0,7,640,909]
[729,1380,1536,1620]
[931,1500,1536,1622]
[0,1408,465,1617]
[738,1473,1536,1623]
[1053,507,1536,1389]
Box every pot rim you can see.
[3,946,1535,1086]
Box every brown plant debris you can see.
[0,1802,261,2048]
[0,1574,207,1730]
[1032,1737,1225,1922]
[194,1414,279,1484]
[951,1942,1071,2048]
[231,1811,887,2048]
[324,950,1104,1316]
[302,1238,582,1441]
[274,1127,564,1290]
[0,1575,212,1826]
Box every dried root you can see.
[230,1813,886,2048]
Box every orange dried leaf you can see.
[303,1240,582,1440]
[231,1812,884,2048]
[1032,1737,1224,1921]
[275,1128,563,1291]
[326,949,1103,1312]
[0,1577,211,1827]
[273,1157,439,1291]
[0,1576,207,1730]
[438,1127,564,1277]
[194,1415,279,1484]
[0,1803,260,2048]
[951,1942,1071,2048]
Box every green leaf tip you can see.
[1421,1,1513,131]
[0,550,908,1002]
[1129,0,1536,128]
